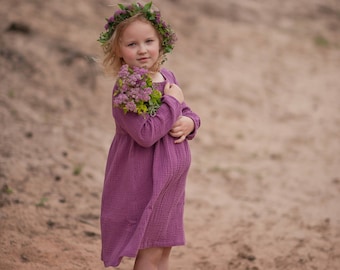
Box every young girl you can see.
[98,2,200,269]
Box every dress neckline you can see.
[152,80,166,93]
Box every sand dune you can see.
[1,0,340,269]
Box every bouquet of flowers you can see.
[113,64,162,117]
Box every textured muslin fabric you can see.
[100,69,200,267]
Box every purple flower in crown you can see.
[114,9,126,19]
[154,12,161,24]
[108,16,115,23]
[105,16,115,30]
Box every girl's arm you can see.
[162,69,200,141]
[181,103,200,140]
[169,104,200,143]
[113,94,182,148]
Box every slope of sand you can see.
[1,0,340,269]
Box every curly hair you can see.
[101,14,165,77]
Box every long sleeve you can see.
[162,69,200,140]
[182,102,200,140]
[113,95,182,148]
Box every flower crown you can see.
[98,2,177,55]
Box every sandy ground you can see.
[1,0,340,269]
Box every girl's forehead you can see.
[121,20,158,38]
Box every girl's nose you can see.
[138,44,147,54]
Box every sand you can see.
[1,0,340,269]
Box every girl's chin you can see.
[127,62,156,70]
[137,64,151,70]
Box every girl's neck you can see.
[150,71,165,83]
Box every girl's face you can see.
[119,20,161,70]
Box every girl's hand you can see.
[164,83,184,103]
[169,116,194,143]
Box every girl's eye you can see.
[146,39,154,44]
[127,43,136,47]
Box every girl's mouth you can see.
[138,57,149,62]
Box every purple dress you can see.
[100,68,200,267]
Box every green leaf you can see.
[143,2,153,12]
[118,78,123,87]
[118,4,125,10]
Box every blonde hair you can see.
[101,14,165,77]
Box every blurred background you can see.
[1,0,340,269]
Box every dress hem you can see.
[102,241,185,268]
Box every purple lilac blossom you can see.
[125,101,137,112]
[113,64,161,115]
